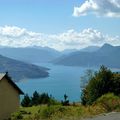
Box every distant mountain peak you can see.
[98,43,114,53]
[62,49,77,54]
[53,43,120,68]
[102,43,113,48]
[80,46,100,52]
[0,47,61,63]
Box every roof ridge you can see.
[0,72,24,94]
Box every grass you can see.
[11,93,120,120]
[11,104,105,120]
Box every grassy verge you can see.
[11,93,120,120]
[11,104,106,120]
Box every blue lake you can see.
[17,63,96,102]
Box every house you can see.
[0,73,23,120]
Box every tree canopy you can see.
[21,91,59,107]
[81,66,120,105]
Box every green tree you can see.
[39,93,48,104]
[110,73,120,95]
[61,94,69,106]
[21,94,31,107]
[80,69,94,88]
[21,91,60,107]
[31,91,40,105]
[81,66,114,105]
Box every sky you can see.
[0,0,120,51]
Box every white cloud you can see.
[73,0,120,17]
[0,26,119,51]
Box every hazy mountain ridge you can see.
[0,54,49,82]
[53,44,120,68]
[62,49,77,54]
[0,44,120,82]
[80,46,100,52]
[0,47,61,63]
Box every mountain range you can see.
[53,44,120,68]
[0,43,120,82]
[0,47,61,63]
[0,46,62,82]
[0,54,49,82]
[80,46,100,52]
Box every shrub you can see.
[40,106,57,118]
[94,93,120,112]
[11,111,23,120]
[38,106,69,119]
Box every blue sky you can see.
[0,0,82,33]
[0,0,120,50]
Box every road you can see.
[84,112,120,120]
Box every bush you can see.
[38,105,70,119]
[40,106,57,118]
[11,111,23,120]
[94,93,120,112]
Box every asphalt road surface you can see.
[84,112,120,120]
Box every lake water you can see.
[17,63,94,102]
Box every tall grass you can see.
[11,93,120,120]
